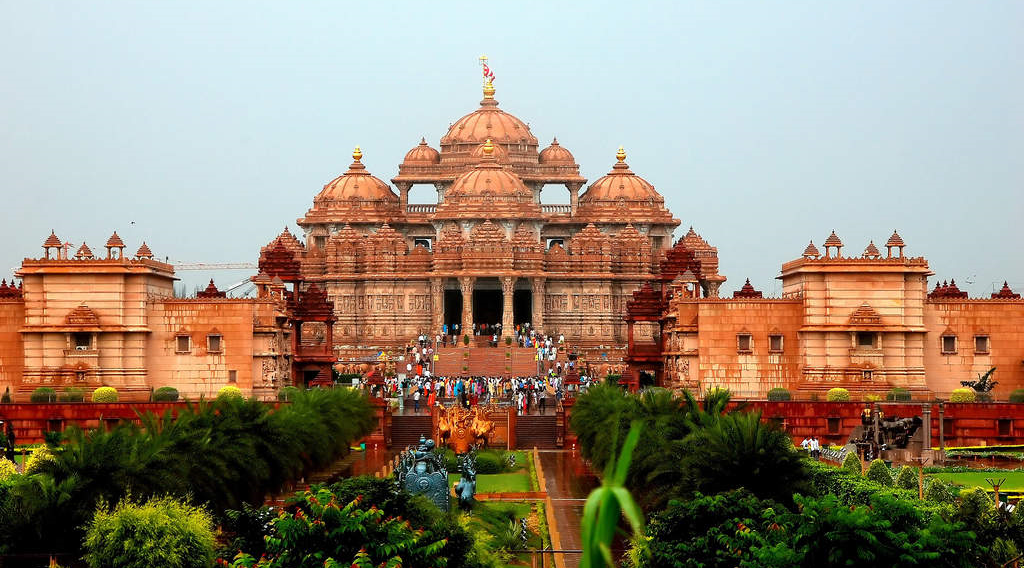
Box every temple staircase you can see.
[391,414,433,450]
[515,413,558,449]
[432,346,568,377]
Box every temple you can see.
[256,75,721,360]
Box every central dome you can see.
[440,83,539,147]
[447,140,530,198]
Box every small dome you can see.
[316,147,399,204]
[580,147,662,203]
[538,137,575,165]
[105,232,125,248]
[824,230,843,248]
[447,140,531,198]
[402,138,440,165]
[135,242,153,259]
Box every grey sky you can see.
[1,1,1021,296]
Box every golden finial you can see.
[352,146,363,161]
[479,54,496,99]
[483,81,495,99]
[482,138,494,155]
[616,146,626,163]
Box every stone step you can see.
[391,415,433,449]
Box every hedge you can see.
[767,387,791,401]
[153,387,180,402]
[826,388,851,402]
[842,452,863,475]
[59,388,85,402]
[91,387,119,403]
[30,387,57,403]
[805,460,952,520]
[895,465,918,491]
[1009,389,1024,403]
[950,388,976,403]
[887,387,912,402]
[277,386,300,401]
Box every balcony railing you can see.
[406,204,437,213]
[541,204,572,214]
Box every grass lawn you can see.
[930,471,1024,492]
[450,471,532,493]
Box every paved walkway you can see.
[537,450,600,568]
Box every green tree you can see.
[83,495,215,568]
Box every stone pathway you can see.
[537,450,600,568]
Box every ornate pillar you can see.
[433,182,448,204]
[430,277,443,334]
[396,182,412,212]
[459,276,474,338]
[531,277,545,331]
[501,276,514,338]
[567,182,583,216]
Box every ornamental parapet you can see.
[780,256,930,273]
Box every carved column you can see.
[567,182,583,216]
[531,277,545,331]
[707,281,722,299]
[396,182,411,212]
[433,182,448,204]
[459,276,475,337]
[501,276,515,338]
[430,278,443,334]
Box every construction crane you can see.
[171,262,258,270]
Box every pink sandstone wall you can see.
[924,300,1024,397]
[0,301,25,392]
[146,300,264,399]
[695,300,804,398]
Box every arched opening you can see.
[513,278,532,326]
[406,184,438,205]
[444,280,462,330]
[472,277,503,331]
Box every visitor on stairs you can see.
[413,389,420,413]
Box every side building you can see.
[632,231,1024,399]
[0,232,292,401]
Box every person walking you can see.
[413,388,421,414]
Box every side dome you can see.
[538,137,575,165]
[315,147,399,204]
[580,146,661,203]
[402,138,440,165]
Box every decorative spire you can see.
[43,230,62,248]
[864,241,880,258]
[135,242,153,259]
[802,240,820,258]
[75,242,94,259]
[106,231,125,248]
[992,281,1021,299]
[733,278,763,299]
[885,230,905,248]
[479,54,495,99]
[823,230,843,247]
[616,146,626,163]
[352,146,363,162]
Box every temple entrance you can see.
[472,278,503,329]
[444,289,462,329]
[513,288,531,325]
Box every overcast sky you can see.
[1,1,1021,296]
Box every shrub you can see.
[925,478,955,504]
[950,388,976,403]
[23,445,54,474]
[842,452,863,475]
[217,385,243,400]
[58,387,85,402]
[887,387,912,402]
[826,387,851,402]
[864,393,882,403]
[463,334,470,346]
[152,386,179,402]
[475,452,503,474]
[0,457,17,481]
[1,386,10,403]
[83,495,216,568]
[866,459,893,486]
[91,387,119,403]
[1010,389,1024,403]
[30,387,57,403]
[277,386,300,401]
[505,336,512,346]
[767,387,791,401]
[895,465,918,491]
[604,373,622,386]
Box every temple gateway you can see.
[258,76,724,355]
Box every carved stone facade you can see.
[266,80,727,354]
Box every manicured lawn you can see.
[930,471,1024,492]
[450,471,532,493]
